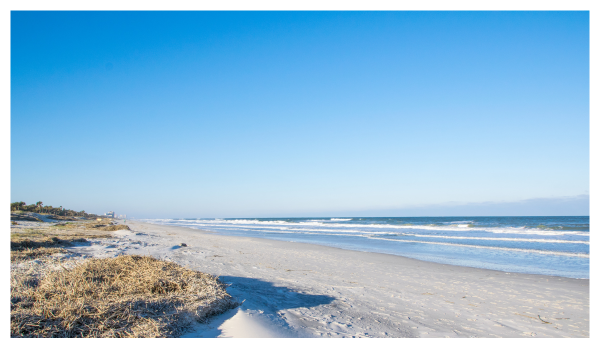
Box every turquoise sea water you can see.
[143,216,589,279]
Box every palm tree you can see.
[36,201,43,213]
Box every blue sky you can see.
[11,11,589,217]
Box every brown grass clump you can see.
[97,224,130,231]
[11,234,87,262]
[47,215,81,221]
[12,246,69,262]
[55,221,131,231]
[11,255,238,338]
[11,214,42,222]
[10,230,110,262]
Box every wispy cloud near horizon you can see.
[342,194,589,217]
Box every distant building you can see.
[105,211,115,218]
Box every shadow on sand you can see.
[181,276,335,338]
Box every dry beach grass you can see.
[10,223,238,338]
[52,220,131,232]
[10,229,109,262]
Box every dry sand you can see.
[63,220,588,338]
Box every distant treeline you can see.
[10,201,98,218]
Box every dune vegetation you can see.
[11,223,237,337]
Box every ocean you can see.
[142,216,589,279]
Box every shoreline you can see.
[64,219,589,337]
[139,220,590,280]
[142,220,589,281]
[138,216,589,280]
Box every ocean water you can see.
[142,216,589,279]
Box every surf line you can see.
[409,234,588,244]
[366,237,589,258]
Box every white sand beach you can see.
[62,220,589,338]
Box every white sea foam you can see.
[145,219,590,237]
[410,234,588,244]
[365,237,589,258]
[286,228,389,235]
[487,227,589,236]
[196,224,293,231]
[185,227,588,258]
[218,227,588,244]
[236,228,588,245]
[331,218,352,221]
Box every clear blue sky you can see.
[11,11,589,218]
